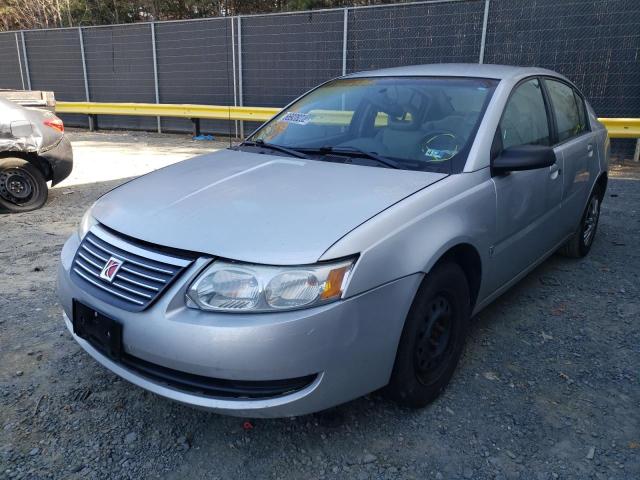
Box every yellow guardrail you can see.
[598,118,640,139]
[309,110,392,127]
[56,101,280,122]
[56,102,639,139]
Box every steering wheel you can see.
[419,131,461,162]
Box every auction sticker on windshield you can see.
[280,112,311,125]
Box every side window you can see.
[574,90,589,133]
[545,79,587,142]
[499,79,551,149]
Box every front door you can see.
[490,78,564,291]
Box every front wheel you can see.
[560,187,602,258]
[384,261,471,408]
[0,158,48,213]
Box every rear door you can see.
[543,78,598,232]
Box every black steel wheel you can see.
[582,194,600,247]
[385,261,470,408]
[560,186,602,258]
[0,158,48,213]
[414,294,455,386]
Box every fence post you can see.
[342,8,348,76]
[237,15,244,139]
[231,16,238,138]
[478,0,490,64]
[20,31,31,90]
[78,27,95,131]
[15,33,25,90]
[150,22,161,133]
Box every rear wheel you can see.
[560,186,602,258]
[0,158,48,213]
[385,261,470,408]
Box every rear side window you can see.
[545,79,587,142]
[574,90,588,132]
[499,79,551,149]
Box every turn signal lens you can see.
[320,266,349,300]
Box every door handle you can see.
[587,143,594,157]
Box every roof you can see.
[345,63,564,81]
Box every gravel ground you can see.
[1,131,638,480]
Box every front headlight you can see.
[77,206,98,239]
[186,258,355,312]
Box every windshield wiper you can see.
[239,139,309,159]
[300,146,401,169]
[239,141,401,169]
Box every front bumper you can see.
[57,233,421,417]
[41,135,73,186]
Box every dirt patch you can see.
[55,129,226,188]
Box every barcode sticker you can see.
[280,111,311,125]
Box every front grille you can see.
[120,353,317,399]
[71,229,193,312]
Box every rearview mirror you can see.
[492,145,556,173]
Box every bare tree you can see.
[0,0,408,31]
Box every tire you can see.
[0,158,48,213]
[559,186,602,258]
[384,261,471,408]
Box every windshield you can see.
[248,76,498,172]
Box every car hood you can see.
[92,149,446,264]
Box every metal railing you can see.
[56,101,278,122]
[55,101,279,136]
[56,101,640,142]
[598,118,640,140]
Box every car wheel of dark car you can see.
[560,186,602,258]
[0,158,48,213]
[385,261,470,408]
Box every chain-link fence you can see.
[155,18,235,134]
[484,0,640,158]
[347,0,486,71]
[0,0,638,158]
[0,33,23,90]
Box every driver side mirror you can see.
[492,145,556,174]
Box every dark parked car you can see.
[0,97,73,213]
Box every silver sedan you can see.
[57,64,608,417]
